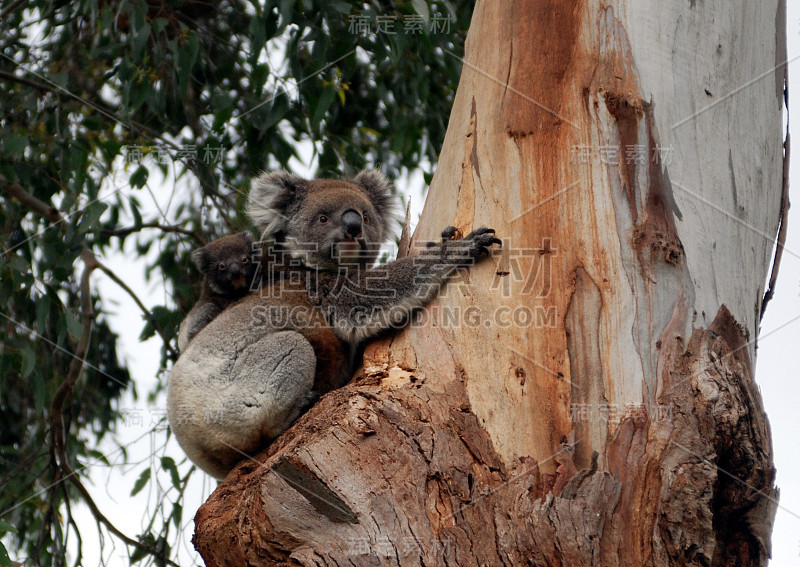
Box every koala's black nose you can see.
[341,210,363,238]
[228,262,241,276]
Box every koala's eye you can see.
[241,256,249,264]
[363,213,370,224]
[318,214,329,224]
[217,262,226,271]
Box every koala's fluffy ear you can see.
[191,246,211,273]
[353,169,397,240]
[248,171,306,240]
[236,231,254,250]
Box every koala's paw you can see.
[464,227,503,254]
[463,227,502,257]
[441,226,501,264]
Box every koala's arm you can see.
[324,227,501,343]
[177,301,222,351]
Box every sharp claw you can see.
[441,226,459,241]
[477,236,500,246]
[466,227,496,240]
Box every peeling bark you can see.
[193,1,784,565]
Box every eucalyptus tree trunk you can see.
[192,1,786,565]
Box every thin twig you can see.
[95,260,179,359]
[64,465,179,567]
[760,74,790,320]
[62,486,85,567]
[6,181,179,566]
[0,0,27,22]
[98,222,206,245]
[0,69,165,142]
[760,129,790,320]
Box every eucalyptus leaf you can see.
[311,85,337,130]
[130,166,149,188]
[0,519,18,534]
[64,310,84,343]
[0,541,11,567]
[3,133,28,158]
[131,468,151,497]
[20,346,35,378]
[161,456,181,489]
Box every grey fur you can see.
[177,302,220,352]
[247,171,305,240]
[168,170,501,479]
[169,311,316,479]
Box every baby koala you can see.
[177,231,258,351]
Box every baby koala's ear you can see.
[237,231,254,251]
[191,246,212,273]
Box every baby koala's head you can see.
[192,232,257,296]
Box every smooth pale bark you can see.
[193,1,785,565]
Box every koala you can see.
[177,232,258,351]
[167,170,501,479]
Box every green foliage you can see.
[0,0,472,564]
[0,520,17,567]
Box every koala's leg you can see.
[224,330,317,441]
[171,329,317,479]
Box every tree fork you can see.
[194,1,783,565]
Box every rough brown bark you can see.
[193,1,784,565]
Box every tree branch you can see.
[98,222,206,245]
[761,130,790,319]
[1,175,63,223]
[44,246,96,564]
[2,179,181,357]
[49,246,97,433]
[47,248,179,566]
[0,70,166,142]
[4,180,180,565]
[64,463,179,567]
[0,0,28,22]
[95,259,179,359]
[1,70,235,236]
